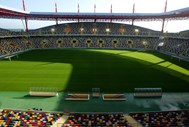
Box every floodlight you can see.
[93,28,97,32]
[80,28,84,31]
[135,29,139,32]
[106,28,110,32]
[51,28,55,32]
[143,41,147,45]
[158,42,164,46]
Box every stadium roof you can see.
[1,6,189,21]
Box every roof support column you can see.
[25,17,28,32]
[161,18,165,33]
[56,18,58,25]
[132,19,134,26]
[132,3,135,26]
[162,0,167,33]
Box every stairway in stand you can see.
[124,115,142,127]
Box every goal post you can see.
[29,87,58,97]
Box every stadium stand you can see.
[25,36,159,50]
[130,110,189,127]
[0,28,11,37]
[1,109,189,126]
[0,109,63,127]
[0,22,188,38]
[0,22,161,36]
[62,113,131,127]
[159,37,189,58]
[179,30,189,38]
[1,22,189,63]
[0,22,188,58]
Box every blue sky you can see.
[0,0,189,32]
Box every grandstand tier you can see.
[0,22,189,58]
[1,109,188,127]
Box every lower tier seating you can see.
[0,109,63,127]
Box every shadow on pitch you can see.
[12,49,189,93]
[13,94,53,99]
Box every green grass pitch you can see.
[0,49,188,92]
